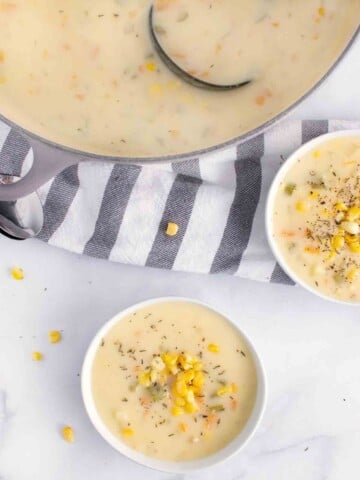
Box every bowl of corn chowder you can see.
[0,1,359,200]
[267,130,360,304]
[81,297,266,472]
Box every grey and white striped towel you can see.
[0,119,359,284]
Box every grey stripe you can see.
[83,164,141,259]
[146,170,202,269]
[0,129,30,177]
[270,263,295,285]
[210,135,263,274]
[302,120,329,144]
[38,165,80,242]
[172,158,201,178]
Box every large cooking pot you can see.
[0,27,358,202]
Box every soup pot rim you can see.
[1,26,359,165]
[81,296,267,473]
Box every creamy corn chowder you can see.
[0,1,358,156]
[272,136,360,302]
[91,301,257,461]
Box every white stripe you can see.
[20,148,34,177]
[48,161,113,253]
[0,122,10,149]
[109,166,174,265]
[236,121,302,281]
[329,119,360,132]
[173,147,237,273]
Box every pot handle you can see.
[0,137,80,201]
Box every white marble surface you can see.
[0,36,359,480]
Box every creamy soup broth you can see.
[272,136,360,302]
[0,0,358,156]
[91,301,257,461]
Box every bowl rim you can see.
[81,296,267,473]
[265,129,360,306]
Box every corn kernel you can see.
[145,62,157,72]
[349,242,360,253]
[62,426,74,443]
[193,371,205,388]
[11,267,24,280]
[193,362,203,371]
[174,396,186,407]
[335,202,348,212]
[346,206,360,221]
[122,427,134,437]
[166,222,179,236]
[185,402,199,414]
[138,371,151,387]
[179,422,188,432]
[326,250,336,260]
[296,201,308,213]
[331,235,345,250]
[186,390,195,404]
[175,380,187,396]
[318,6,326,16]
[161,352,178,366]
[216,385,232,396]
[207,343,220,354]
[32,351,43,361]
[313,150,320,158]
[309,190,319,199]
[171,405,184,416]
[231,383,238,393]
[48,330,62,344]
[347,268,359,282]
[183,369,195,383]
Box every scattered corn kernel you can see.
[62,426,74,443]
[148,82,163,96]
[11,267,24,280]
[231,383,238,393]
[174,396,186,407]
[165,222,179,236]
[318,6,326,16]
[313,150,320,158]
[207,343,220,354]
[48,330,62,344]
[121,427,134,437]
[32,351,43,361]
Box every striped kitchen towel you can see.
[0,119,359,284]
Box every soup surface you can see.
[91,301,257,461]
[0,1,358,156]
[272,136,360,302]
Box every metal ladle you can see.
[149,6,252,91]
[0,174,43,240]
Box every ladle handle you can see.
[0,137,80,201]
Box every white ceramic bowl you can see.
[81,296,267,473]
[266,129,360,305]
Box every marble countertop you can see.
[0,37,359,480]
